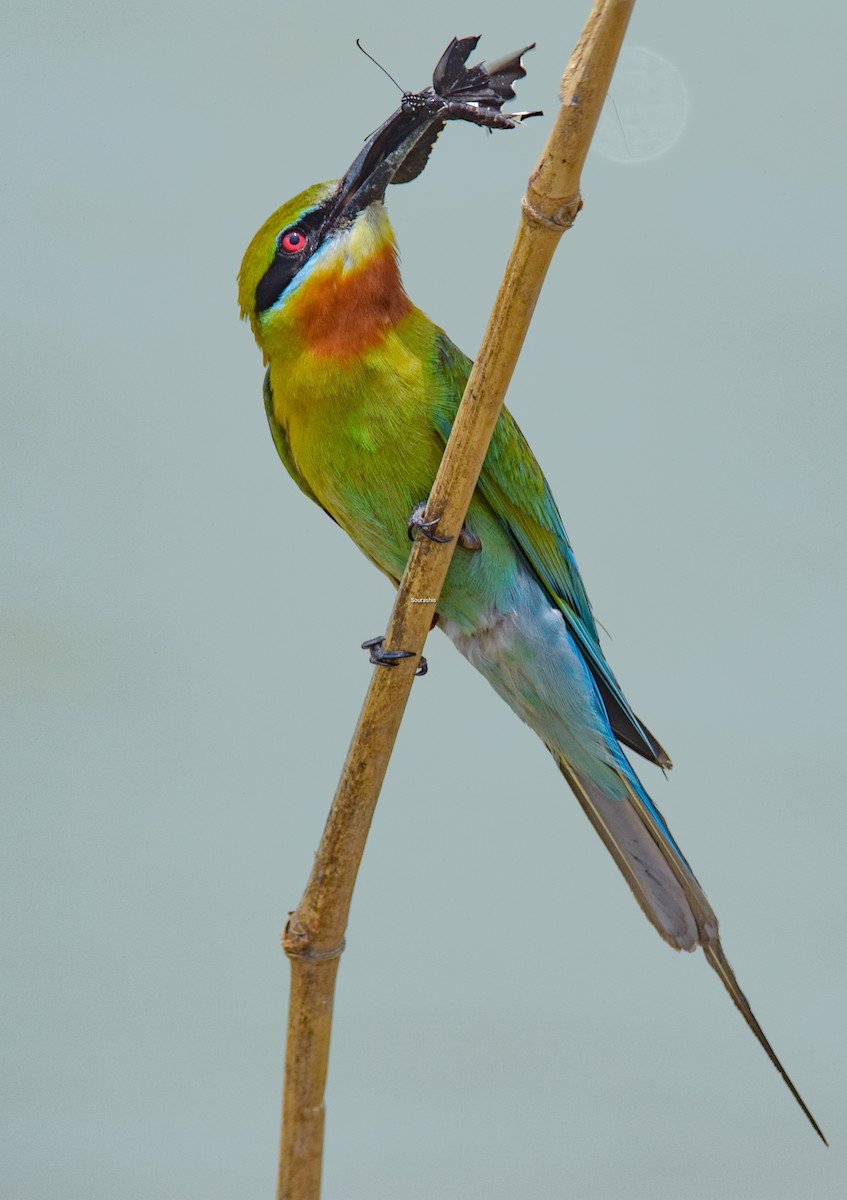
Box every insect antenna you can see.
[355,39,406,94]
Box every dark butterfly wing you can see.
[346,106,431,193]
[431,36,482,93]
[474,46,534,102]
[432,37,536,110]
[390,120,445,184]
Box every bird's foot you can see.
[407,501,452,543]
[361,636,428,676]
[407,501,481,551]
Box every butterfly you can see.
[337,36,542,209]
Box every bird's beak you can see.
[326,106,443,228]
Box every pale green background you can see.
[3,1,846,1196]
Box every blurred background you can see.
[3,1,845,1196]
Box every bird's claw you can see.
[361,636,428,676]
[407,501,453,543]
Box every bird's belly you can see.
[439,560,629,795]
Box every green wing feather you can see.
[431,334,670,768]
[263,371,336,518]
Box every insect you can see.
[343,35,542,211]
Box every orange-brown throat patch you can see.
[291,245,412,358]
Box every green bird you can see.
[237,43,823,1141]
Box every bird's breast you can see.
[268,337,445,576]
[288,247,413,359]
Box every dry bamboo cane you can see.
[276,3,636,1196]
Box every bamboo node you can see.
[521,192,583,231]
[282,915,347,962]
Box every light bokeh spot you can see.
[595,46,689,163]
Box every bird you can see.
[237,41,824,1143]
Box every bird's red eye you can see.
[280,229,307,254]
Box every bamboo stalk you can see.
[276,3,636,1196]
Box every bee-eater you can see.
[238,42,824,1141]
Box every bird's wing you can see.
[431,333,670,768]
[263,371,336,518]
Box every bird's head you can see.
[238,109,446,364]
[239,37,540,364]
[237,181,408,365]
